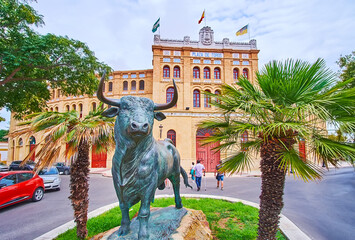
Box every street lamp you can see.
[159,124,163,140]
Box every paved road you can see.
[0,168,354,240]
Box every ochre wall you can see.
[8,29,262,172]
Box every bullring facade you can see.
[8,26,260,172]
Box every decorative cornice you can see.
[153,26,257,50]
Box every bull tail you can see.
[180,166,193,189]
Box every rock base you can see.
[91,207,212,240]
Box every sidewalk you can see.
[90,161,353,178]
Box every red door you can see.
[29,136,36,161]
[196,129,220,172]
[91,145,107,168]
[299,140,306,161]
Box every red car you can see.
[0,171,45,209]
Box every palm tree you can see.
[200,59,355,240]
[10,106,115,239]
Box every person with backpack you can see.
[215,160,225,190]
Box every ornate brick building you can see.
[8,26,260,172]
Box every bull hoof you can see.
[117,225,130,236]
[175,202,183,209]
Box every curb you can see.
[34,194,310,240]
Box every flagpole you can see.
[204,9,206,27]
[159,17,161,36]
[248,24,250,41]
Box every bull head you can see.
[97,71,178,138]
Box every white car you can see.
[38,167,61,191]
[0,162,9,172]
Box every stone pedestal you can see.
[92,207,212,240]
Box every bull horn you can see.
[97,70,120,107]
[154,79,178,111]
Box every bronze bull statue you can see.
[97,72,192,239]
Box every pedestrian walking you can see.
[190,162,195,181]
[193,159,205,191]
[215,160,225,190]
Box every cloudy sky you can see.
[1,0,354,129]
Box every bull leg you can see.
[118,203,130,236]
[169,174,183,209]
[138,198,151,240]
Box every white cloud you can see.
[1,0,354,127]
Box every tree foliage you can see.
[9,106,115,239]
[200,58,355,239]
[0,0,112,116]
[337,51,355,89]
[0,129,9,142]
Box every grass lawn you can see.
[56,197,286,240]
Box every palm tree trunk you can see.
[69,140,90,239]
[257,139,286,240]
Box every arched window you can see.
[241,131,248,151]
[18,138,23,146]
[66,105,70,112]
[50,107,53,112]
[52,90,55,99]
[214,68,221,79]
[29,136,36,145]
[108,82,113,92]
[167,130,176,146]
[139,80,144,90]
[57,89,61,98]
[204,90,211,108]
[243,68,249,79]
[193,89,200,107]
[79,104,83,118]
[215,90,221,104]
[55,107,58,112]
[204,67,210,79]
[241,131,248,142]
[193,67,200,79]
[166,87,176,107]
[92,102,97,111]
[131,81,136,91]
[233,68,239,80]
[173,66,180,78]
[163,66,170,78]
[72,104,76,111]
[123,81,128,91]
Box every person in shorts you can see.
[215,161,225,190]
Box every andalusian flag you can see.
[236,24,248,36]
[152,18,160,33]
[198,10,205,24]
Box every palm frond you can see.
[278,147,323,182]
[311,136,355,166]
[220,151,253,174]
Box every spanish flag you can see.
[236,24,248,36]
[198,10,205,24]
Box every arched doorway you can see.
[196,128,220,172]
[91,145,107,168]
[29,136,36,161]
[167,129,176,146]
